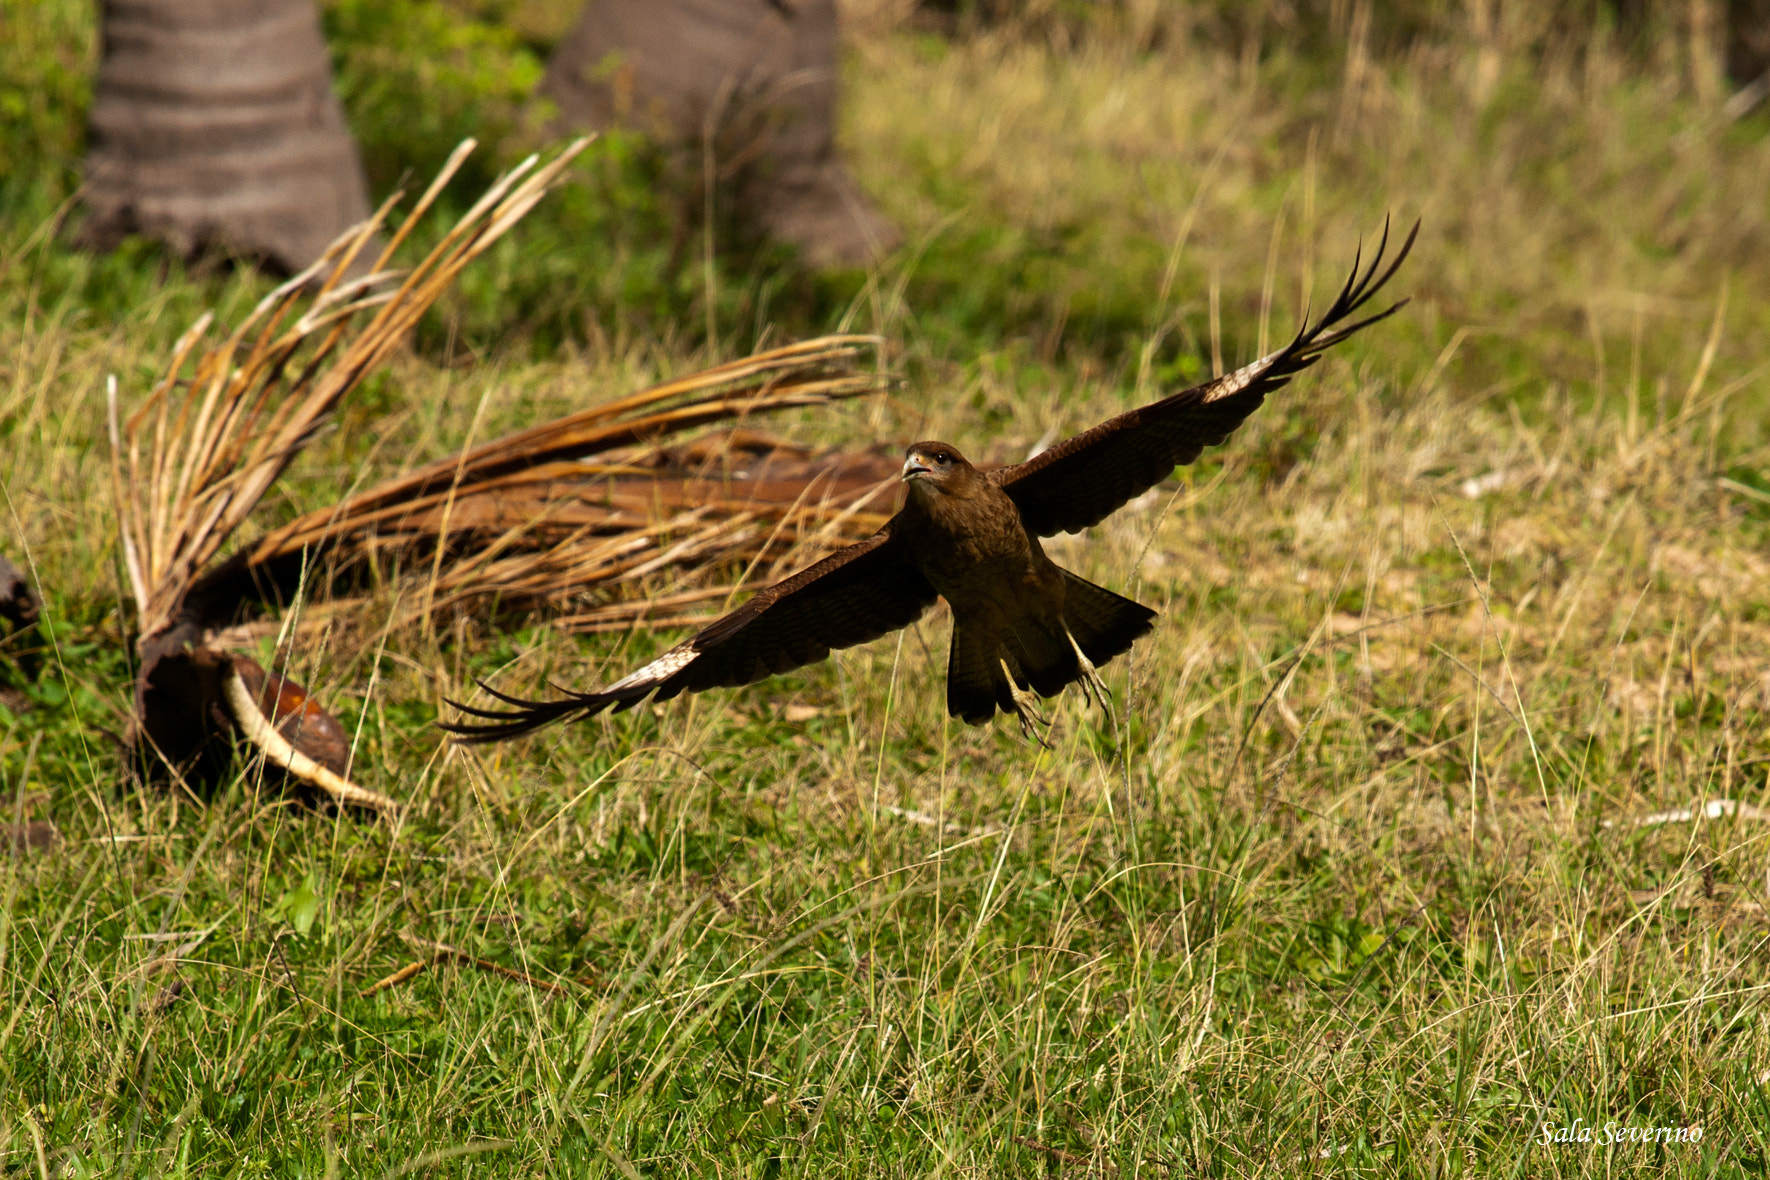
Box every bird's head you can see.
[901,441,974,497]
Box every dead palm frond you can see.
[187,338,896,636]
[245,337,887,562]
[111,137,593,642]
[111,137,593,810]
[109,136,901,811]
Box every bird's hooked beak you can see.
[901,452,932,482]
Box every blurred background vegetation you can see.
[4,0,1767,394]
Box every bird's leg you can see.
[999,657,1051,744]
[1064,626,1113,712]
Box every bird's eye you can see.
[935,452,950,464]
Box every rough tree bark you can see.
[80,0,372,273]
[541,0,900,269]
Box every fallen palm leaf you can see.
[112,137,594,804]
[109,135,899,807]
[188,352,898,641]
[222,660,396,812]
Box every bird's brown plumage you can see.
[443,221,1416,743]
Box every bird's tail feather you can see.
[1060,572,1157,665]
[946,576,1156,725]
[1007,623,1075,699]
[946,618,1000,724]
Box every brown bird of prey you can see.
[445,222,1415,743]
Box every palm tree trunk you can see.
[80,0,372,273]
[1729,0,1770,86]
[541,0,898,269]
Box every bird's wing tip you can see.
[438,644,700,745]
[437,686,621,744]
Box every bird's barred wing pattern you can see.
[995,220,1417,538]
[442,527,938,743]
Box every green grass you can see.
[8,2,1770,1175]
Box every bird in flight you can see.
[445,221,1416,743]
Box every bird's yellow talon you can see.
[1065,626,1112,712]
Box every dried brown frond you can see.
[241,336,888,566]
[195,399,899,640]
[111,137,593,640]
[109,137,593,798]
[106,132,901,806]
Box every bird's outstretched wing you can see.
[442,527,938,743]
[995,219,1417,537]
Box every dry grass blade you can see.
[360,956,437,998]
[396,933,583,995]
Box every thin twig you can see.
[397,933,583,995]
[360,956,436,997]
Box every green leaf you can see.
[271,873,322,937]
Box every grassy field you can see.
[7,2,1770,1175]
